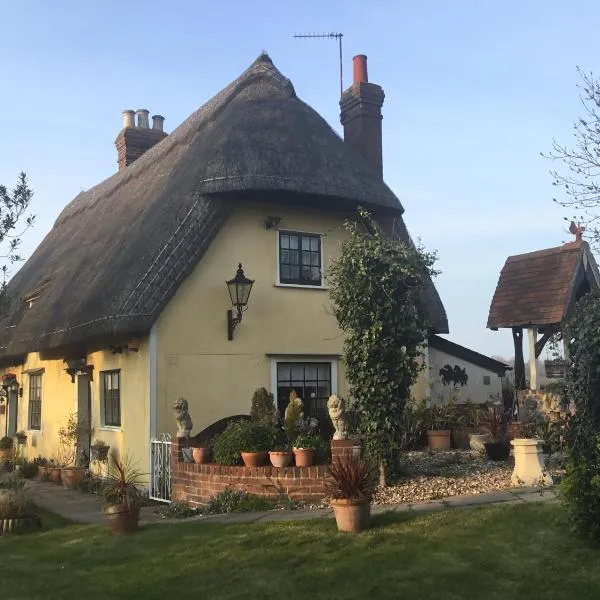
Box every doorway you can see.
[6,390,17,437]
[77,374,92,466]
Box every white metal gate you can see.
[150,433,172,503]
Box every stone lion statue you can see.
[173,397,193,438]
[327,394,348,440]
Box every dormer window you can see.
[278,231,323,287]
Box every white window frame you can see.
[270,356,338,407]
[99,370,122,430]
[275,229,328,289]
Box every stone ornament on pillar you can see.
[327,394,349,440]
[510,438,553,487]
[173,397,193,438]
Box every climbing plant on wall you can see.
[328,208,437,483]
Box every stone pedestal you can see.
[510,438,553,486]
[331,439,361,462]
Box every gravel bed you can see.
[373,450,513,505]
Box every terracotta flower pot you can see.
[37,465,49,480]
[293,448,315,467]
[192,447,209,464]
[331,499,371,533]
[104,504,140,535]
[49,467,62,484]
[427,430,451,451]
[61,467,86,489]
[269,451,293,468]
[240,451,267,467]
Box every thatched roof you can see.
[0,53,447,360]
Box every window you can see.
[483,375,491,386]
[101,370,121,427]
[278,231,322,286]
[275,362,332,423]
[28,374,42,430]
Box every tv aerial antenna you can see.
[293,32,344,97]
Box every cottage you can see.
[0,53,448,476]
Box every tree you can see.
[0,172,35,301]
[327,208,437,484]
[546,68,600,248]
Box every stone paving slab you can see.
[24,480,558,528]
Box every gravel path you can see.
[374,450,514,505]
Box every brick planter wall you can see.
[171,438,330,506]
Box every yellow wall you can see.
[0,338,150,473]
[154,201,427,437]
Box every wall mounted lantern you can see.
[226,263,254,341]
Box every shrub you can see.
[561,293,600,541]
[0,436,13,450]
[155,500,202,519]
[102,451,144,509]
[212,421,278,465]
[250,388,278,425]
[19,461,38,479]
[0,489,32,519]
[326,455,378,502]
[206,488,276,514]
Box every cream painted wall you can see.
[154,202,352,437]
[0,337,150,473]
[427,346,503,404]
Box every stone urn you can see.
[469,433,492,452]
[510,439,553,487]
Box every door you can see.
[6,390,17,437]
[77,374,92,466]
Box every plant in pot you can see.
[212,420,276,467]
[57,413,90,489]
[483,404,511,461]
[292,434,321,467]
[0,436,13,464]
[15,430,27,446]
[452,401,478,449]
[102,451,145,535]
[47,458,62,484]
[425,403,453,451]
[327,454,377,533]
[33,456,49,479]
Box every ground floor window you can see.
[101,370,121,427]
[273,360,336,427]
[28,374,42,430]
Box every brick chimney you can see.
[115,109,167,170]
[340,55,385,177]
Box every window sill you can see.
[274,283,329,290]
[98,426,122,432]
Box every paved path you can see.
[25,480,557,527]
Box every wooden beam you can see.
[534,330,554,358]
[528,327,538,391]
[512,327,526,390]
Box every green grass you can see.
[1,503,600,599]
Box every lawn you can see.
[1,503,599,600]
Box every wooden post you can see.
[512,327,526,390]
[528,327,538,391]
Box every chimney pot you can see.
[122,110,135,129]
[353,55,368,84]
[152,115,165,132]
[136,109,150,129]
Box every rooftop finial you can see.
[569,220,585,242]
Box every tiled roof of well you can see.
[487,241,593,329]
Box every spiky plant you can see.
[326,455,377,502]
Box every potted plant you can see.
[192,446,210,464]
[90,440,110,462]
[102,451,144,535]
[452,401,478,449]
[292,434,320,467]
[239,422,276,467]
[58,412,91,489]
[425,404,453,450]
[33,456,49,479]
[483,404,511,461]
[15,431,27,446]
[327,454,377,533]
[269,445,293,468]
[47,458,62,484]
[0,436,13,463]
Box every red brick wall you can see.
[171,438,330,506]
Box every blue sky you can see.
[1,0,597,359]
